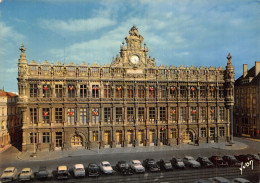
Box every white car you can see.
[130,160,145,173]
[73,164,85,177]
[183,156,201,168]
[1,167,17,182]
[57,165,69,180]
[100,161,113,174]
[209,177,230,183]
[231,178,251,183]
[19,168,33,181]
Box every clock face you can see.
[130,55,139,64]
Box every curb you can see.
[0,144,11,154]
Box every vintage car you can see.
[18,168,33,181]
[115,161,133,175]
[171,158,185,169]
[130,160,145,173]
[56,165,69,180]
[234,155,253,163]
[157,159,173,171]
[73,164,85,177]
[143,159,160,172]
[222,155,241,166]
[208,177,230,183]
[196,157,214,168]
[209,156,228,167]
[183,156,201,168]
[246,154,260,163]
[100,161,113,174]
[87,163,100,177]
[37,166,49,179]
[1,167,17,182]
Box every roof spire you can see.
[19,43,27,64]
[227,53,232,65]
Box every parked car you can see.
[143,159,160,172]
[100,161,113,174]
[222,155,241,166]
[1,167,17,182]
[196,157,214,167]
[209,156,228,167]
[157,159,173,171]
[37,166,49,179]
[18,168,33,181]
[192,179,211,183]
[57,165,69,180]
[231,178,251,183]
[130,160,145,173]
[208,177,230,183]
[115,161,133,175]
[246,154,260,163]
[234,155,252,163]
[73,164,85,177]
[87,163,100,177]
[171,158,185,169]
[183,156,201,168]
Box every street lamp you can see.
[93,109,99,153]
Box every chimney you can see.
[255,61,260,77]
[243,64,248,78]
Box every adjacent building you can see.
[234,62,260,138]
[0,89,20,149]
[17,26,235,152]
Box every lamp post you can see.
[93,109,99,153]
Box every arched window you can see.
[71,135,82,146]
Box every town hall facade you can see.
[17,26,234,151]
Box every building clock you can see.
[130,55,139,65]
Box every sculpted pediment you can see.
[43,60,49,65]
[29,60,37,65]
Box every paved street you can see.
[0,137,260,182]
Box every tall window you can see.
[159,86,166,98]
[219,86,224,98]
[138,85,145,98]
[80,84,87,98]
[180,107,186,121]
[55,108,63,123]
[138,107,144,122]
[149,107,156,122]
[104,107,112,123]
[92,108,99,124]
[30,108,37,124]
[42,84,50,98]
[127,107,134,122]
[190,87,197,98]
[55,84,63,98]
[170,107,177,122]
[209,86,216,98]
[201,107,206,122]
[68,84,75,98]
[201,127,206,137]
[104,85,111,98]
[200,86,206,98]
[116,86,122,98]
[30,132,37,144]
[42,108,50,123]
[116,107,123,122]
[80,108,87,124]
[170,87,177,98]
[92,131,98,141]
[67,108,75,125]
[30,84,38,97]
[42,132,50,143]
[210,107,215,121]
[219,127,225,137]
[127,85,134,98]
[191,107,197,122]
[149,86,155,98]
[160,107,166,122]
[180,86,186,98]
[219,107,224,121]
[171,128,177,139]
[92,85,99,98]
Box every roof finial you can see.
[227,53,232,65]
[19,43,26,59]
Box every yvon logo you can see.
[239,160,253,175]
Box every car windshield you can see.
[253,154,260,159]
[134,162,141,165]
[228,155,236,160]
[22,171,29,174]
[4,170,13,173]
[148,161,155,164]
[176,159,182,162]
[202,157,209,161]
[89,164,98,168]
[120,164,126,167]
[76,168,84,171]
[58,170,67,173]
[165,162,171,166]
[103,164,110,167]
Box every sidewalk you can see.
[16,141,248,162]
[0,144,11,154]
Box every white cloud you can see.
[39,17,116,33]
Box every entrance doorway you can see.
[182,131,193,143]
[160,129,167,145]
[71,135,83,147]
[210,127,215,142]
[55,132,62,149]
[138,130,145,146]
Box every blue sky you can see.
[0,0,259,93]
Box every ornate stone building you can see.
[17,26,234,152]
[234,62,260,138]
